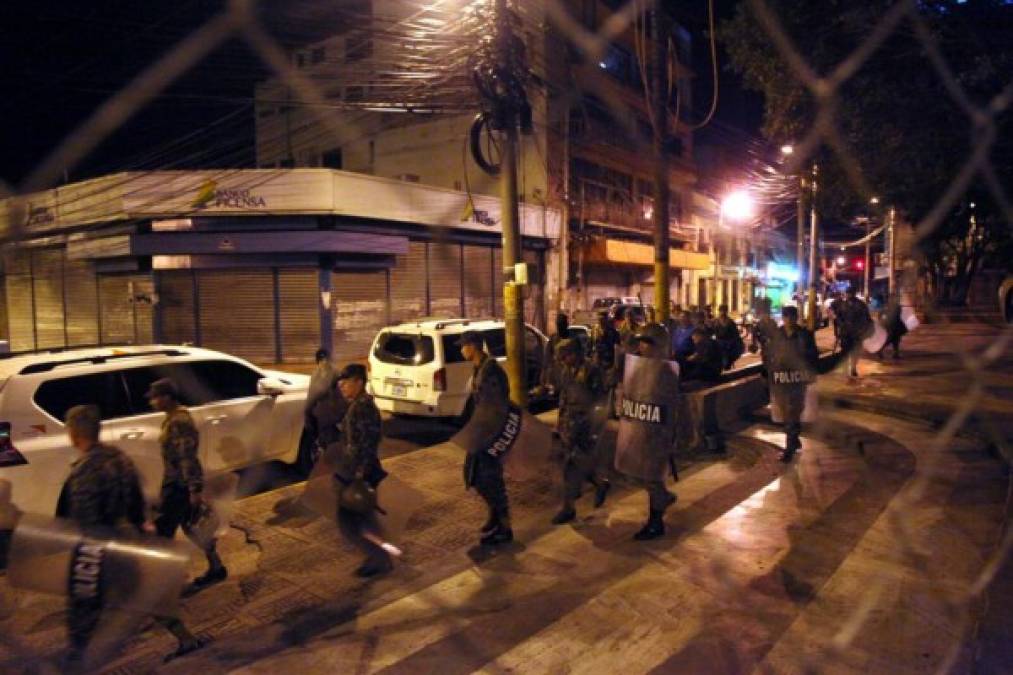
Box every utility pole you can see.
[796,174,807,290]
[863,218,871,297]
[887,206,896,297]
[471,0,530,405]
[651,0,671,324]
[806,162,819,331]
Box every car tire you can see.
[294,429,318,477]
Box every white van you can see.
[367,319,549,419]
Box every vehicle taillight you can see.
[433,368,447,392]
[0,422,27,468]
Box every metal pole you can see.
[863,217,871,297]
[796,174,807,289]
[500,123,526,406]
[558,107,570,313]
[806,162,819,331]
[887,207,896,297]
[651,0,670,324]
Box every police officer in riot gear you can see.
[459,330,514,546]
[551,339,610,525]
[623,326,679,541]
[333,364,392,577]
[838,287,873,377]
[59,405,204,668]
[748,297,778,377]
[769,306,819,462]
[147,379,227,592]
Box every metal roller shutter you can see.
[128,276,154,344]
[389,241,427,323]
[99,276,134,345]
[332,270,388,363]
[428,242,462,318]
[523,248,544,329]
[463,245,494,319]
[278,268,319,364]
[158,271,197,345]
[493,247,504,318]
[3,251,34,352]
[198,270,276,363]
[64,258,99,346]
[32,249,65,349]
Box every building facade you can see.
[0,169,559,364]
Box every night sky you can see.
[0,0,762,191]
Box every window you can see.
[117,360,262,410]
[188,361,262,401]
[34,372,133,423]
[374,333,435,365]
[321,148,342,169]
[441,329,506,364]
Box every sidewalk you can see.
[817,322,1013,443]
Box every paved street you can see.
[1,321,1008,674]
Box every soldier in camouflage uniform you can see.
[333,364,392,577]
[748,297,779,378]
[58,405,203,668]
[458,330,514,546]
[147,378,227,591]
[550,339,610,525]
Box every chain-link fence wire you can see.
[1,0,1011,671]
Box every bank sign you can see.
[192,180,267,209]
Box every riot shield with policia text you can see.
[450,402,554,482]
[768,332,819,424]
[614,353,681,482]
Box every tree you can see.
[722,0,1013,305]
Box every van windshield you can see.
[374,332,435,365]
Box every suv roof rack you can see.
[19,348,190,375]
[0,343,137,360]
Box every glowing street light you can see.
[869,196,880,205]
[720,190,755,223]
[780,144,794,156]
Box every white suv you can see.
[367,319,548,419]
[0,345,309,516]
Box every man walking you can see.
[769,306,819,462]
[748,297,779,378]
[589,310,620,371]
[713,304,744,369]
[551,339,610,525]
[58,405,204,668]
[147,379,227,592]
[542,312,570,392]
[333,364,393,577]
[838,287,873,377]
[459,330,514,546]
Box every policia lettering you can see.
[486,408,522,458]
[69,540,105,601]
[771,370,815,385]
[620,398,667,424]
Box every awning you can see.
[584,238,710,271]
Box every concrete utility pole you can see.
[796,174,807,289]
[887,206,897,297]
[806,162,819,331]
[863,218,872,298]
[651,1,671,324]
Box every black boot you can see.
[480,521,514,546]
[480,510,498,535]
[780,432,801,462]
[633,510,665,541]
[551,506,576,525]
[593,480,611,508]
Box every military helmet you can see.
[339,479,378,515]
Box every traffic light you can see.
[853,259,865,271]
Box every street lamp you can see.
[720,190,755,224]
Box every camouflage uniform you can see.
[589,322,621,370]
[557,359,608,507]
[463,354,511,526]
[335,391,389,568]
[154,407,203,539]
[57,443,145,656]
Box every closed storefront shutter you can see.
[32,249,65,349]
[332,270,388,363]
[128,276,154,344]
[493,246,505,318]
[462,245,494,319]
[4,251,34,351]
[523,248,544,329]
[389,241,427,323]
[198,270,276,363]
[278,268,319,363]
[64,258,98,346]
[158,271,196,345]
[428,242,462,318]
[99,276,134,345]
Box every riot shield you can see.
[449,402,554,482]
[614,353,680,482]
[862,321,888,353]
[301,471,424,546]
[185,471,238,551]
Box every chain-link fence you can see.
[0,0,1010,672]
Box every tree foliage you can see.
[721,0,1013,304]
